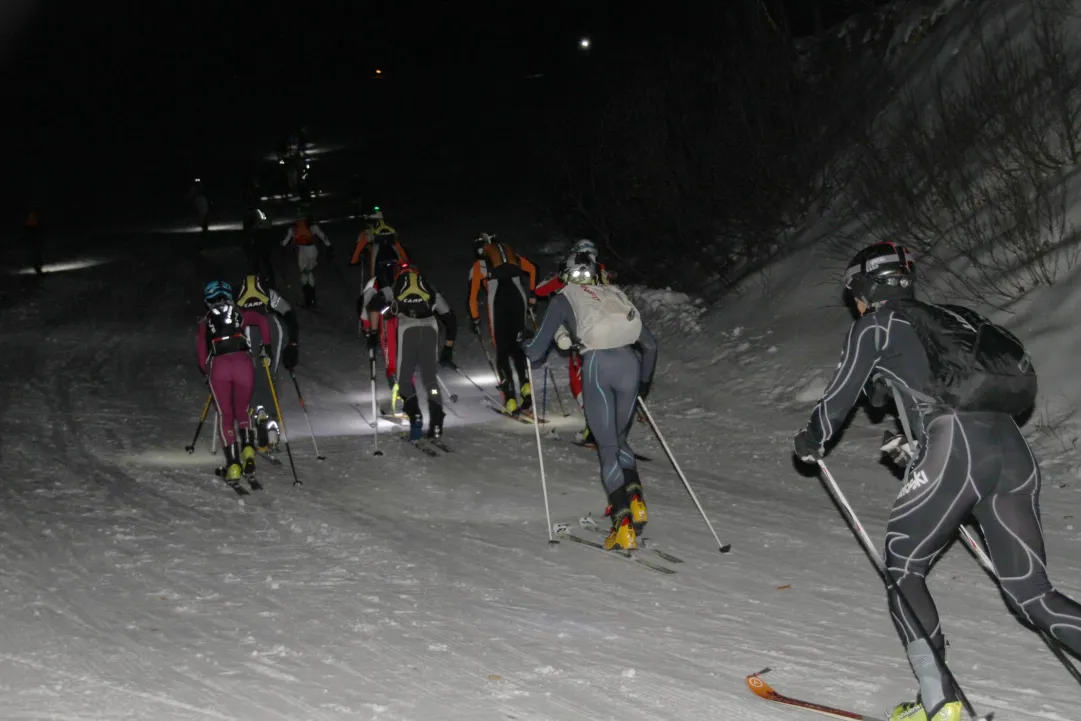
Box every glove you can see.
[528,294,537,307]
[793,428,822,464]
[365,330,379,351]
[260,345,272,365]
[470,318,481,336]
[283,342,299,370]
[881,431,914,466]
[865,377,890,409]
[324,244,335,259]
[637,380,651,400]
[517,328,535,345]
[439,345,454,368]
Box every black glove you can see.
[637,380,651,400]
[439,345,455,368]
[470,318,481,336]
[365,330,378,351]
[324,244,335,259]
[865,377,890,409]
[793,428,822,464]
[516,328,535,347]
[881,431,914,466]
[260,345,272,364]
[282,342,298,370]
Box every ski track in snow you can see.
[0,219,1079,721]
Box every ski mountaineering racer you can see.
[235,273,299,451]
[524,253,657,551]
[535,239,612,443]
[350,207,408,288]
[365,259,457,440]
[792,242,1081,721]
[196,281,271,490]
[280,209,333,308]
[468,236,538,414]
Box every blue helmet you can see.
[203,280,233,306]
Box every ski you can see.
[484,401,548,425]
[573,440,652,462]
[428,438,452,453]
[398,433,440,457]
[553,523,676,575]
[746,668,870,720]
[578,514,684,563]
[214,467,250,496]
[257,448,282,466]
[246,476,263,491]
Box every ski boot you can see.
[254,406,271,450]
[427,404,445,440]
[241,428,257,476]
[504,396,519,415]
[302,283,315,307]
[889,701,962,721]
[574,426,593,445]
[603,486,638,551]
[404,397,424,441]
[623,468,648,535]
[519,382,533,412]
[222,442,244,490]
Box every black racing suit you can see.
[805,301,1081,712]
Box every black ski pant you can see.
[396,317,444,429]
[581,347,641,495]
[886,410,1081,660]
[490,284,528,401]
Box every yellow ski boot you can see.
[624,469,648,534]
[889,701,963,721]
[241,429,257,476]
[519,382,533,411]
[603,487,638,551]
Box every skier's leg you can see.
[398,324,423,438]
[609,349,646,530]
[884,413,982,716]
[416,324,444,436]
[491,286,517,409]
[208,359,237,448]
[583,349,636,549]
[231,355,257,473]
[508,284,531,409]
[973,417,1081,656]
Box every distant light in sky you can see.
[375,68,383,75]
[579,37,591,50]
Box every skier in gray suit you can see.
[523,252,657,551]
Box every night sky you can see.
[6,0,872,225]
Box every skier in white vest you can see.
[523,252,658,552]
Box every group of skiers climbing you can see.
[197,206,1081,721]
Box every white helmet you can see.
[561,252,598,285]
[571,239,597,256]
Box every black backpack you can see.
[891,299,1037,416]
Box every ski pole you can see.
[526,362,557,545]
[816,460,987,721]
[528,307,567,417]
[473,328,501,386]
[957,523,1081,688]
[186,393,212,453]
[450,363,507,411]
[369,347,383,456]
[541,363,548,422]
[211,410,219,455]
[638,397,730,553]
[289,371,325,461]
[436,374,458,402]
[264,358,302,487]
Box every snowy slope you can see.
[1,195,1078,721]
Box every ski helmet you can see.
[844,242,915,304]
[571,239,597,257]
[203,280,233,307]
[561,252,598,285]
[473,233,493,259]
